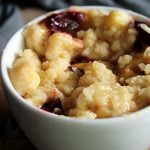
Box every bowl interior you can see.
[1,6,150,122]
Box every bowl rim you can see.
[1,5,150,124]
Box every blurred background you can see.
[0,0,150,149]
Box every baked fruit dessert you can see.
[9,7,150,119]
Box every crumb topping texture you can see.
[9,8,150,119]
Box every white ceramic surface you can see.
[1,6,150,150]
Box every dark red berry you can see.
[41,98,63,115]
[71,55,93,64]
[40,11,89,36]
[134,21,150,52]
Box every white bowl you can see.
[1,6,150,150]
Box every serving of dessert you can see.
[9,7,150,119]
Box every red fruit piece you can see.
[41,98,63,115]
[71,55,94,64]
[40,11,88,36]
[134,21,150,51]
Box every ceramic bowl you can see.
[1,6,150,150]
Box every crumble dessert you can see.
[9,7,150,119]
